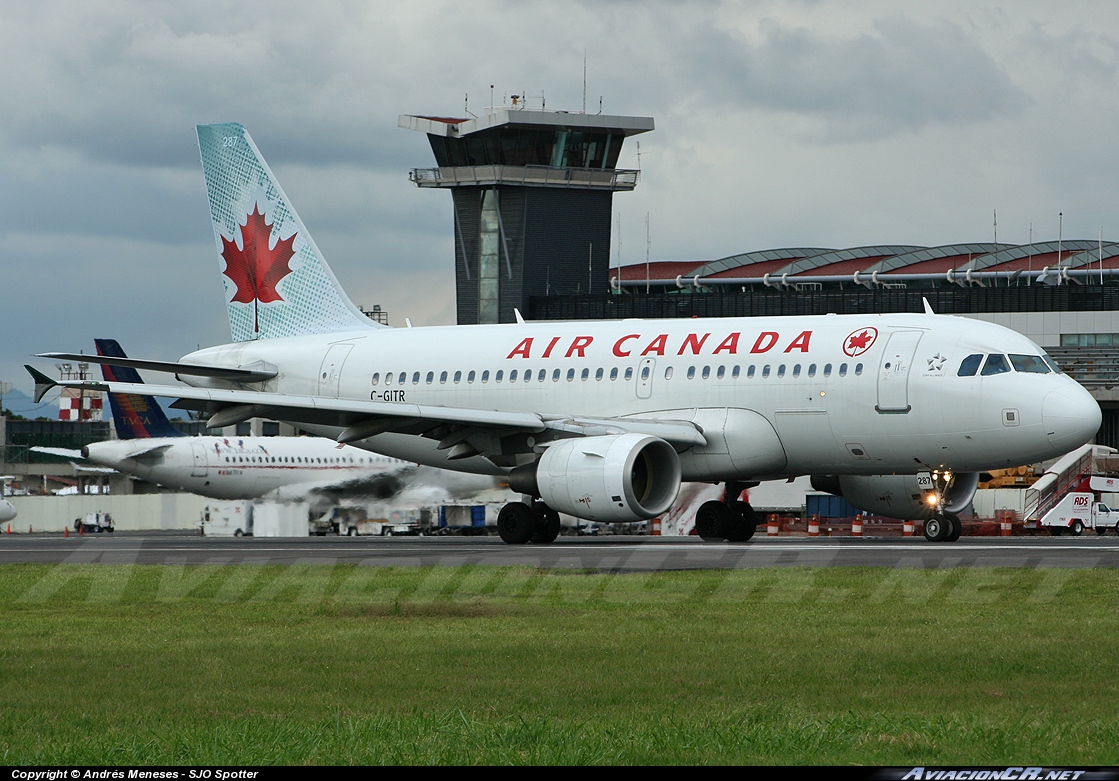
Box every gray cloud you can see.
[3,0,1119,395]
[686,16,1029,140]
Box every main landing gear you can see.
[923,513,962,542]
[497,501,562,545]
[695,482,760,542]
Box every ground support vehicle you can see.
[74,512,114,533]
[200,501,253,536]
[1036,492,1117,536]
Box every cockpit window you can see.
[958,354,982,376]
[981,354,1011,376]
[1042,354,1063,374]
[1009,354,1051,374]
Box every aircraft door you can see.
[318,343,354,398]
[636,358,655,399]
[877,330,923,413]
[190,441,208,477]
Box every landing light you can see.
[925,492,940,507]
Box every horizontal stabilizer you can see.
[30,446,84,460]
[36,353,277,382]
[122,443,175,462]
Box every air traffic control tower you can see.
[400,107,653,324]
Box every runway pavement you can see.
[3,531,1119,570]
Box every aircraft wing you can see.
[36,353,277,382]
[28,369,708,460]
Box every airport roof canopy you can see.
[611,240,1119,286]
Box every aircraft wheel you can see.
[695,500,731,541]
[497,503,537,545]
[530,503,561,544]
[724,501,758,542]
[1071,520,1084,536]
[923,516,949,542]
[234,529,243,537]
[945,514,962,542]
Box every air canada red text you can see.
[505,331,815,360]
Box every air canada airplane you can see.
[30,123,1102,544]
[33,339,412,502]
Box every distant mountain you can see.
[1,388,56,420]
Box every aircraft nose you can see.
[1043,383,1101,451]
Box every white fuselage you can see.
[180,312,1101,479]
[83,436,410,500]
[0,499,15,523]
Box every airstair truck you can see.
[1037,491,1117,536]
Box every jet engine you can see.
[810,472,980,520]
[509,433,681,522]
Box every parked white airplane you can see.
[33,339,412,501]
[31,123,1102,544]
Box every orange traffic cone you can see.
[28,526,33,534]
[64,526,69,538]
[4,523,9,534]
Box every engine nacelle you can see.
[811,472,980,520]
[509,433,681,523]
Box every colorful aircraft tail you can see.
[196,123,383,342]
[95,339,184,440]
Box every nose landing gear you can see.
[923,513,962,542]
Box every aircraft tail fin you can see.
[94,339,184,440]
[196,123,384,342]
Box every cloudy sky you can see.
[2,0,1118,399]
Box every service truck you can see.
[1037,492,1118,536]
[74,512,114,534]
[200,501,253,537]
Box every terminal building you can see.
[536,240,1119,446]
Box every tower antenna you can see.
[1058,211,1063,284]
[993,209,998,285]
[1028,222,1033,284]
[645,212,651,295]
[582,50,587,114]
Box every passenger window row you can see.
[958,353,1061,377]
[370,362,864,386]
[222,456,371,464]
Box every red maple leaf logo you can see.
[221,206,296,305]
[843,327,878,357]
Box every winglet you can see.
[922,297,935,315]
[514,308,525,324]
[25,365,57,403]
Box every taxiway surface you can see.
[2,532,1118,570]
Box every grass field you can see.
[1,562,1118,765]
